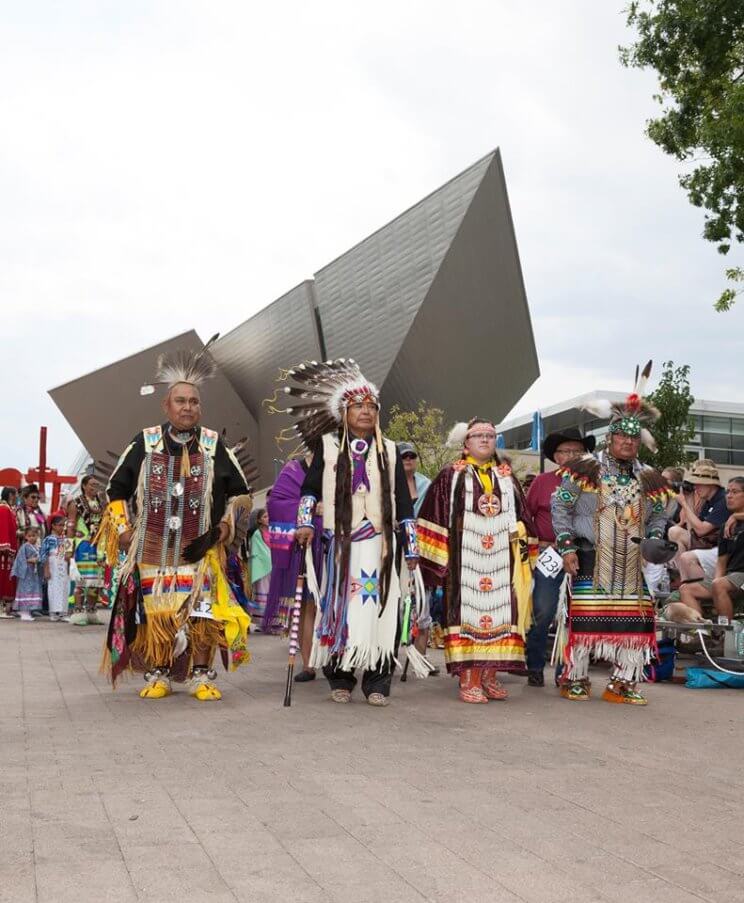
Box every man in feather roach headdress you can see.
[95,339,252,700]
[271,358,418,707]
[551,362,674,705]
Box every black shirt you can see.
[301,434,414,522]
[719,520,744,575]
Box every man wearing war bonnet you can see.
[95,340,252,700]
[270,358,418,707]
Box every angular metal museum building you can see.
[51,149,539,488]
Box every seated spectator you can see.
[680,477,744,620]
[668,460,727,568]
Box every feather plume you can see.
[640,428,657,452]
[580,398,614,419]
[634,360,653,397]
[446,422,469,450]
[173,625,189,658]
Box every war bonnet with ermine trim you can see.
[266,358,379,448]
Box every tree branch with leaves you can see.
[639,360,695,469]
[620,0,744,310]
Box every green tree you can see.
[639,360,695,468]
[385,401,453,479]
[620,1,744,310]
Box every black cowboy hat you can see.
[542,428,596,464]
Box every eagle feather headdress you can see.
[266,358,379,448]
[140,334,219,396]
[580,360,660,452]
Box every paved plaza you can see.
[2,617,744,903]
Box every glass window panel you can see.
[732,435,744,451]
[731,417,744,437]
[709,448,732,465]
[732,451,744,467]
[703,416,731,433]
[702,432,731,449]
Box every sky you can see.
[1,1,740,473]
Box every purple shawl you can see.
[264,460,323,631]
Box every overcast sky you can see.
[1,1,739,473]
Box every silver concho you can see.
[168,515,182,531]
[152,463,165,476]
[190,465,202,477]
[188,498,201,512]
[171,483,184,498]
[150,496,163,512]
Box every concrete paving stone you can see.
[7,621,744,900]
[126,857,237,901]
[324,876,430,903]
[399,864,525,903]
[260,807,349,841]
[0,866,36,903]
[195,825,286,858]
[35,857,138,903]
[232,881,328,903]
[598,876,718,903]
[289,836,401,885]
[649,862,743,895]
[353,832,463,872]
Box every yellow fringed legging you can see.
[130,614,225,670]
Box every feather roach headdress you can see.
[140,334,220,396]
[265,358,379,448]
[580,360,660,452]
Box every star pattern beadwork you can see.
[481,534,495,550]
[479,576,493,592]
[358,569,379,604]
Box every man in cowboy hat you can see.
[524,428,595,687]
[669,460,728,583]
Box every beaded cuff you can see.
[401,518,419,559]
[296,495,317,529]
[556,532,577,555]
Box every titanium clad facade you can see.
[210,282,321,418]
[382,152,537,421]
[209,283,322,479]
[313,153,492,387]
[51,149,539,488]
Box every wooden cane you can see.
[283,563,306,707]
